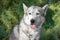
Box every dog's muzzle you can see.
[30,19,36,29]
[30,19,35,24]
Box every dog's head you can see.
[23,3,48,29]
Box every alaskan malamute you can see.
[9,3,48,40]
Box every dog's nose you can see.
[30,19,35,24]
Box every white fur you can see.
[19,3,48,40]
[9,3,48,40]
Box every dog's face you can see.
[23,3,48,29]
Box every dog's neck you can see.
[20,19,29,29]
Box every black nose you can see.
[30,19,35,24]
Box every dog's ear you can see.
[23,3,28,13]
[42,4,48,15]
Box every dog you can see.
[9,3,48,40]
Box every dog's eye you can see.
[36,13,39,15]
[29,13,31,15]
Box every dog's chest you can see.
[20,24,38,36]
[20,24,38,35]
[19,21,39,40]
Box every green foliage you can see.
[41,1,60,40]
[0,0,60,40]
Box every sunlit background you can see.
[0,0,60,40]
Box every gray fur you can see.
[9,3,48,40]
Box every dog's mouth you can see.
[30,19,36,29]
[30,23,36,29]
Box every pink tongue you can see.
[30,24,36,29]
